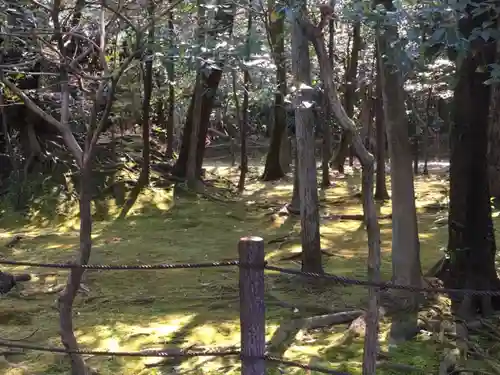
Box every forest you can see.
[0,0,499,373]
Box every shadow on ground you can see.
[0,163,454,375]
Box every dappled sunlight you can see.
[0,170,455,374]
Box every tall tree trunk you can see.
[374,43,389,201]
[320,0,336,187]
[488,26,500,200]
[489,85,500,199]
[292,2,322,274]
[423,88,432,176]
[166,3,175,159]
[262,0,287,181]
[333,22,360,173]
[376,5,422,342]
[173,1,235,179]
[237,3,252,191]
[187,0,206,189]
[441,7,500,318]
[139,19,153,187]
[321,91,332,187]
[118,0,155,218]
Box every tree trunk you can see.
[320,0,336,187]
[187,0,206,189]
[374,44,389,201]
[423,88,432,176]
[488,34,500,199]
[333,22,360,173]
[165,2,175,159]
[262,0,287,181]
[119,3,154,217]
[412,135,419,175]
[289,141,300,213]
[377,12,422,341]
[292,2,322,274]
[173,1,235,179]
[294,14,382,372]
[441,11,500,318]
[321,94,332,187]
[237,4,252,192]
[139,21,153,187]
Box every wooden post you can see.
[239,236,265,375]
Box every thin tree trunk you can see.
[166,2,175,159]
[119,2,154,217]
[262,0,287,181]
[423,88,432,176]
[139,14,154,187]
[377,20,422,343]
[294,13,381,372]
[320,0,335,187]
[413,135,419,175]
[237,3,252,192]
[333,22,360,173]
[292,2,322,274]
[321,93,332,187]
[374,43,389,201]
[187,0,205,189]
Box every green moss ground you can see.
[0,165,465,374]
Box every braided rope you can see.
[3,258,500,296]
[0,340,240,357]
[265,265,500,296]
[0,341,351,374]
[0,259,239,270]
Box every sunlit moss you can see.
[0,168,459,374]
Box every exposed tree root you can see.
[268,310,364,350]
[326,309,386,350]
[321,213,392,221]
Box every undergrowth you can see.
[0,164,461,374]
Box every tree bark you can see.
[186,0,205,189]
[294,13,381,373]
[291,2,322,273]
[166,2,175,159]
[374,43,389,201]
[119,2,154,216]
[237,3,252,192]
[332,22,360,173]
[376,3,422,341]
[422,88,432,176]
[262,0,288,181]
[488,28,500,199]
[442,10,500,318]
[172,1,235,179]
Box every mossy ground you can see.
[0,161,466,374]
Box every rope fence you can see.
[2,258,499,296]
[0,236,496,374]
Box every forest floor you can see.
[0,158,472,375]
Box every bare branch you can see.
[1,78,83,165]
